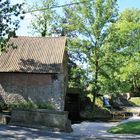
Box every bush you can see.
[8,101,55,110]
[37,102,55,110]
[0,102,7,111]
[8,101,37,110]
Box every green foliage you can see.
[8,101,55,110]
[66,6,140,97]
[103,8,140,94]
[9,101,37,109]
[68,61,88,89]
[95,97,103,107]
[29,0,59,36]
[0,102,7,111]
[108,121,140,134]
[63,0,118,108]
[0,0,24,50]
[86,94,103,106]
[37,102,55,110]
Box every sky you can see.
[11,0,140,36]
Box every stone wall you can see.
[0,73,65,111]
[10,109,72,132]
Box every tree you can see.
[63,0,118,110]
[29,0,59,37]
[0,0,24,51]
[105,8,140,95]
[68,57,88,88]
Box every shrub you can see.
[8,101,37,110]
[37,102,55,110]
[8,101,55,110]
[0,101,7,111]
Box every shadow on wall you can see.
[0,84,26,107]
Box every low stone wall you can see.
[10,109,72,132]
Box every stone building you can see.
[0,36,67,111]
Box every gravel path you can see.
[0,122,140,139]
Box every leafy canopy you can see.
[63,0,118,96]
[104,8,140,94]
[29,0,59,37]
[0,0,24,51]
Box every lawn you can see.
[108,121,140,134]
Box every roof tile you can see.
[0,36,66,73]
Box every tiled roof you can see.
[0,36,66,73]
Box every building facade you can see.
[0,36,67,111]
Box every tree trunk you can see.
[92,46,99,111]
[41,19,47,37]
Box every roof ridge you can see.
[11,36,66,39]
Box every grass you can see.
[129,97,140,106]
[108,121,140,134]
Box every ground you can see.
[0,122,140,140]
